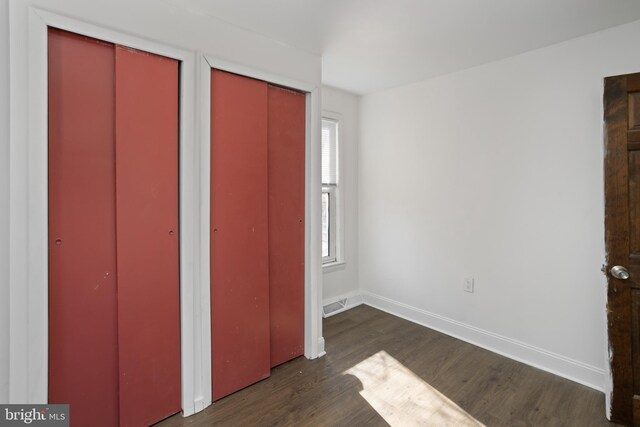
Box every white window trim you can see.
[322,185,337,264]
[321,112,345,269]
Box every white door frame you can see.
[8,7,204,416]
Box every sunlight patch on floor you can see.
[344,351,485,426]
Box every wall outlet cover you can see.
[464,277,474,293]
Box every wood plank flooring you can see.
[158,305,618,426]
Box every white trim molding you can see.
[362,291,606,392]
[9,7,204,416]
[320,110,346,268]
[317,337,326,358]
[193,52,213,414]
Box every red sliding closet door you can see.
[48,28,119,427]
[210,72,306,399]
[210,70,271,400]
[267,85,306,367]
[115,46,181,427]
[48,28,180,426]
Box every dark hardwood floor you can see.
[158,305,618,426]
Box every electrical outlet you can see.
[463,277,474,293]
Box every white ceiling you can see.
[166,0,640,94]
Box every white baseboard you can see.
[362,291,606,392]
[193,396,211,414]
[322,291,364,318]
[317,337,326,357]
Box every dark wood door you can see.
[604,72,640,425]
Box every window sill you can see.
[322,261,346,272]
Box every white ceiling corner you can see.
[173,0,640,94]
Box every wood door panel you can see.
[48,28,119,427]
[630,93,640,130]
[210,69,271,400]
[629,256,640,291]
[628,131,640,143]
[267,85,306,367]
[605,73,640,425]
[630,75,640,92]
[629,151,640,255]
[634,290,640,396]
[115,46,181,427]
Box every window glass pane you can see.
[322,119,337,185]
[322,192,329,258]
[322,127,330,184]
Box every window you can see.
[322,118,339,264]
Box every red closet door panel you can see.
[114,46,181,427]
[48,29,119,427]
[211,70,270,400]
[267,85,306,367]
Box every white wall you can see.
[322,86,360,301]
[0,0,10,405]
[4,0,322,405]
[359,19,640,392]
